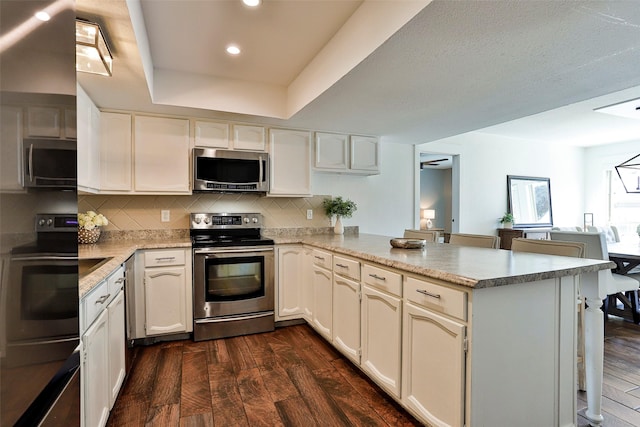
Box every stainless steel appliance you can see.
[191,213,275,341]
[3,214,80,426]
[23,138,77,189]
[193,148,269,193]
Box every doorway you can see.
[415,151,460,235]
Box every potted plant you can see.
[322,196,357,234]
[499,212,514,229]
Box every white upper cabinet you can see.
[350,135,379,173]
[26,106,61,138]
[134,116,190,193]
[100,112,132,192]
[232,124,265,151]
[77,85,101,192]
[0,105,24,191]
[268,128,312,197]
[314,132,348,170]
[193,120,229,148]
[315,132,379,175]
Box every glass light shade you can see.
[615,154,640,194]
[76,19,112,76]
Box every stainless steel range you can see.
[191,213,275,341]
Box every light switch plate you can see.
[306,209,313,220]
[161,210,170,222]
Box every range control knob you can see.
[243,217,250,224]
[47,218,53,226]
[38,219,46,226]
[252,217,259,224]
[194,217,202,224]
[203,217,211,224]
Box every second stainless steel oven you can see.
[191,213,275,341]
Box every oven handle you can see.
[259,154,264,184]
[28,143,34,183]
[194,247,274,255]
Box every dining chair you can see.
[586,225,620,243]
[403,229,439,243]
[511,237,587,390]
[549,231,640,322]
[552,226,584,232]
[449,233,500,249]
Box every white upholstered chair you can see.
[552,226,584,232]
[550,231,639,322]
[448,233,500,249]
[511,237,587,390]
[586,225,620,243]
[403,229,439,243]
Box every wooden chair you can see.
[511,237,587,390]
[448,233,500,249]
[403,229,439,243]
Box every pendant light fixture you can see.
[75,19,113,76]
[615,154,640,193]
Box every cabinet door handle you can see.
[155,256,176,262]
[335,263,348,268]
[416,289,441,299]
[314,256,325,261]
[368,273,386,281]
[95,294,111,305]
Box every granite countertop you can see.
[78,238,191,297]
[276,233,615,289]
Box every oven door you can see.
[8,256,79,343]
[193,247,274,319]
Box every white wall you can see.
[312,141,415,237]
[583,139,640,226]
[418,132,585,234]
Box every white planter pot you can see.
[334,216,344,234]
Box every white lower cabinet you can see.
[302,247,314,321]
[81,265,126,427]
[137,249,193,337]
[332,274,361,364]
[311,264,333,341]
[402,301,466,427]
[276,245,304,320]
[82,309,109,427]
[361,284,402,398]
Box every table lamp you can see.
[423,209,435,230]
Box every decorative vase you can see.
[78,227,101,244]
[334,216,344,235]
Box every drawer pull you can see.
[155,256,176,262]
[369,273,386,281]
[314,256,325,261]
[95,294,111,305]
[335,263,348,268]
[416,289,441,299]
[115,277,125,284]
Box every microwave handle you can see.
[28,143,34,183]
[259,155,264,184]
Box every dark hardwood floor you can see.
[107,324,421,426]
[108,319,640,427]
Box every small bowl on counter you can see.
[390,238,427,249]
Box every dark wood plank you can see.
[274,396,319,427]
[150,346,183,407]
[206,339,230,365]
[226,336,258,373]
[180,412,214,427]
[144,404,180,427]
[208,362,249,427]
[106,401,148,427]
[236,367,284,427]
[117,344,161,405]
[243,333,278,368]
[286,364,351,426]
[258,363,300,402]
[181,351,212,417]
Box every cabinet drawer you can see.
[144,249,185,267]
[84,280,111,330]
[107,265,125,297]
[312,249,332,270]
[405,276,467,321]
[333,256,360,281]
[362,264,401,297]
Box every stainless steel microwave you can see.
[23,139,77,189]
[193,148,269,193]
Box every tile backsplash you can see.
[78,194,332,231]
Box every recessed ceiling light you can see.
[226,45,241,55]
[35,11,51,21]
[242,0,261,7]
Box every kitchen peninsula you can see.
[80,232,613,427]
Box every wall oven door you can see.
[193,247,274,319]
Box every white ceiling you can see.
[76,0,640,147]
